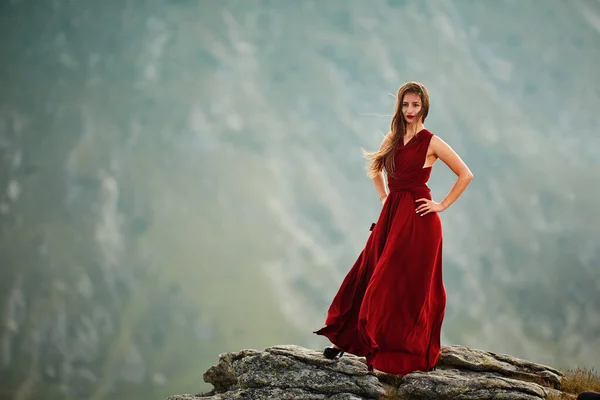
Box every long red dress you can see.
[314,129,445,375]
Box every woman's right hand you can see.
[380,195,388,205]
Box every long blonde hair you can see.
[362,82,430,179]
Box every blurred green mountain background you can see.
[1,0,599,399]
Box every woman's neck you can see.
[405,122,425,137]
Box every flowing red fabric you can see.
[314,129,445,375]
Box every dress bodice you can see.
[386,129,434,195]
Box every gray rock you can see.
[192,388,368,399]
[167,344,569,400]
[197,344,381,399]
[395,369,560,400]
[440,345,563,389]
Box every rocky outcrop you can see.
[167,344,567,400]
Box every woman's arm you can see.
[373,172,387,202]
[373,133,391,203]
[416,135,473,216]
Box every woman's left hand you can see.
[415,198,446,216]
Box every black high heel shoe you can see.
[323,346,345,359]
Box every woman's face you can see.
[401,92,422,124]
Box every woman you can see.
[314,81,473,375]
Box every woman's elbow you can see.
[461,169,473,182]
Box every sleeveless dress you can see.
[314,129,445,375]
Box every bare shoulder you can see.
[429,134,452,153]
[429,133,446,144]
[428,133,471,176]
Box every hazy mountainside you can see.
[1,0,599,399]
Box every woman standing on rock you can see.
[314,81,473,375]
